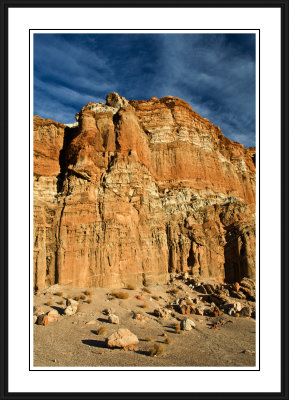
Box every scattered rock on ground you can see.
[106,328,139,348]
[64,305,77,316]
[132,313,146,322]
[182,272,189,280]
[64,298,78,315]
[154,308,170,319]
[195,307,205,316]
[204,284,215,294]
[231,290,247,300]
[108,314,119,324]
[209,294,228,306]
[66,298,78,307]
[240,278,255,291]
[240,306,252,317]
[37,314,49,326]
[208,306,223,317]
[179,304,196,315]
[222,301,242,313]
[47,309,60,323]
[103,308,114,315]
[181,318,196,331]
[232,282,240,292]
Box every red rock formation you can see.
[33,93,256,291]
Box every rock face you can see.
[33,93,256,291]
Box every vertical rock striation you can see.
[33,93,256,291]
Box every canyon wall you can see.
[33,93,256,291]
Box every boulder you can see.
[216,288,230,297]
[208,306,223,317]
[196,306,206,316]
[228,308,235,316]
[179,304,196,315]
[132,312,146,322]
[232,282,240,292]
[239,286,251,295]
[106,328,139,348]
[66,298,78,307]
[209,294,228,306]
[223,301,242,313]
[103,308,114,315]
[181,318,196,331]
[234,302,242,312]
[47,309,59,323]
[240,306,252,317]
[64,305,77,316]
[108,314,119,324]
[204,284,214,294]
[240,278,255,290]
[106,92,129,109]
[34,307,44,317]
[231,290,247,300]
[154,308,170,319]
[36,314,49,326]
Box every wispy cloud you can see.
[34,33,255,146]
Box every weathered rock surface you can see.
[181,318,196,331]
[33,93,256,291]
[36,314,49,326]
[240,306,252,317]
[108,314,119,324]
[132,312,146,322]
[154,307,171,319]
[106,328,139,348]
[47,309,60,323]
[64,299,78,316]
[208,305,223,317]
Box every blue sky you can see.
[34,33,256,147]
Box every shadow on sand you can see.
[82,339,107,348]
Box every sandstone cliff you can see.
[33,93,256,291]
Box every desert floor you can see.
[33,280,256,368]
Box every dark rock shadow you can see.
[135,349,149,356]
[198,294,211,302]
[82,339,107,348]
[57,125,80,193]
[91,330,101,336]
[146,312,157,317]
[51,305,65,315]
[97,317,108,323]
[165,329,176,334]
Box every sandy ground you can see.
[33,281,256,367]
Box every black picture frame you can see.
[0,1,288,399]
